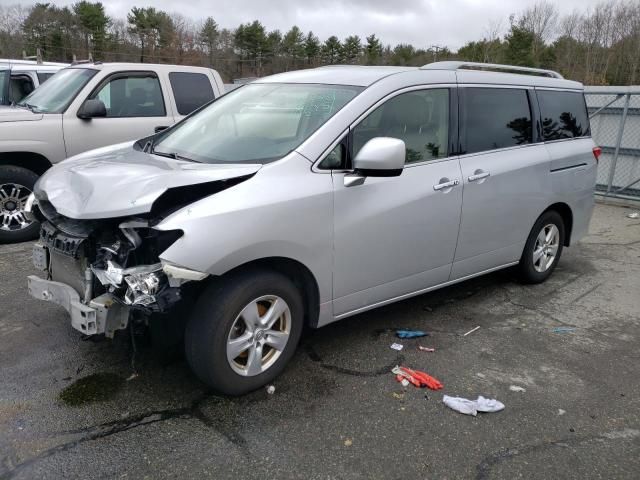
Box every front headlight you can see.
[124,271,162,306]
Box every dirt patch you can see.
[59,373,125,406]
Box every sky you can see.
[14,0,602,49]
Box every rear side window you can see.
[37,72,55,84]
[462,88,532,154]
[9,75,35,103]
[537,90,590,141]
[169,72,215,115]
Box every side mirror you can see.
[353,137,405,177]
[77,99,107,120]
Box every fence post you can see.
[607,93,630,193]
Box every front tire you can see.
[185,268,304,395]
[0,165,40,244]
[518,210,565,284]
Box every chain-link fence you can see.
[585,86,640,202]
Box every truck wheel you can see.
[0,165,40,244]
[518,210,565,284]
[185,268,304,395]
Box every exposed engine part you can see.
[40,221,86,258]
[119,219,148,248]
[91,261,162,289]
[30,197,193,338]
[124,270,162,306]
[49,249,90,296]
[83,268,93,304]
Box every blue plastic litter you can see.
[552,327,576,333]
[396,329,429,339]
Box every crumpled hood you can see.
[35,143,261,219]
[0,106,43,122]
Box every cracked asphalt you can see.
[1,203,639,479]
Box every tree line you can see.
[0,1,638,85]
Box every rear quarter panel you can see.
[545,137,597,243]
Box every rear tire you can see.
[185,268,304,395]
[518,210,565,284]
[0,165,40,244]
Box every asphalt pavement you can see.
[1,203,639,479]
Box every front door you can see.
[63,71,174,158]
[330,88,463,317]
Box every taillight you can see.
[592,146,602,162]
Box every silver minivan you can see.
[27,62,598,395]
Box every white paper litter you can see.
[443,395,505,416]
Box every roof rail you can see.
[71,53,95,65]
[421,61,563,79]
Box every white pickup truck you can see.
[0,59,67,105]
[0,62,225,243]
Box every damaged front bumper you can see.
[26,194,210,338]
[27,275,129,337]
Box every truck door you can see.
[63,71,174,157]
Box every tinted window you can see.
[0,70,8,105]
[9,75,35,103]
[37,72,55,83]
[462,88,532,154]
[169,72,215,115]
[93,74,165,117]
[538,90,590,141]
[352,89,449,164]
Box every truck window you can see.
[37,72,55,84]
[9,75,35,104]
[461,88,532,154]
[169,72,215,115]
[93,73,166,118]
[0,70,8,105]
[537,90,590,141]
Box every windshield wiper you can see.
[15,102,39,113]
[150,147,195,162]
[151,149,177,160]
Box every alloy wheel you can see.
[0,183,34,232]
[226,295,291,377]
[532,223,560,273]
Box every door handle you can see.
[154,125,169,133]
[468,171,490,182]
[433,179,459,191]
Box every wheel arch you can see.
[542,202,573,246]
[0,152,52,176]
[223,256,321,329]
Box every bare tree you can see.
[520,1,558,41]
[482,19,503,63]
[518,1,558,64]
[0,4,28,57]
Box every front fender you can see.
[0,114,65,163]
[157,152,334,303]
